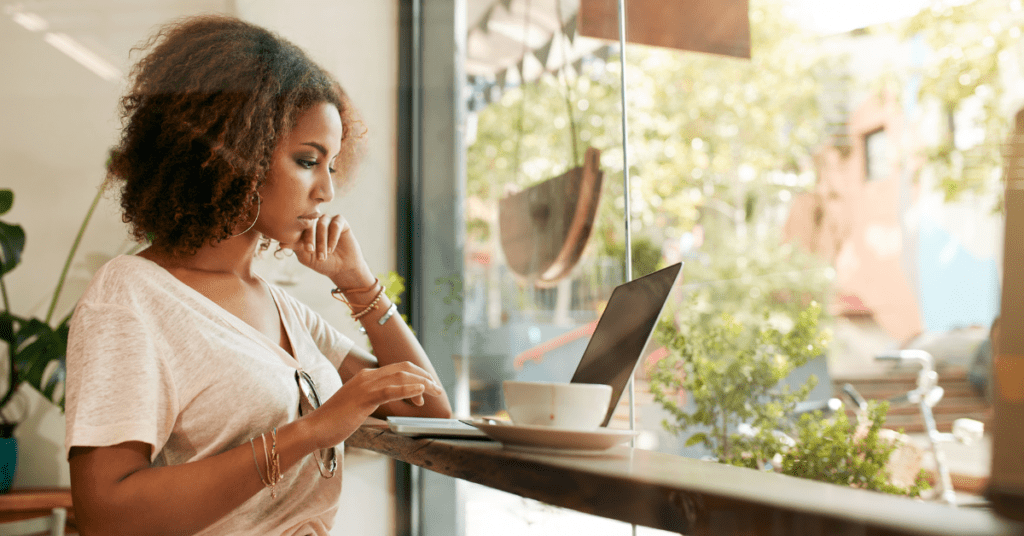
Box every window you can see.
[865,127,889,181]
[415,0,1009,532]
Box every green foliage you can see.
[649,302,830,467]
[650,300,928,497]
[600,236,664,278]
[899,0,1023,206]
[0,313,70,415]
[680,232,834,330]
[364,271,411,353]
[781,402,930,497]
[0,191,25,278]
[0,187,102,422]
[381,271,406,308]
[466,0,836,255]
[434,274,464,338]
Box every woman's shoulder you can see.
[91,254,164,283]
[79,254,171,306]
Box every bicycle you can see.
[842,349,986,506]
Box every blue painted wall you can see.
[916,217,1000,331]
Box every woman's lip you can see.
[299,212,321,220]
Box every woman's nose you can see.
[314,169,334,203]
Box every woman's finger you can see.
[382,364,443,397]
[315,215,330,261]
[379,383,427,406]
[303,221,316,254]
[327,216,345,254]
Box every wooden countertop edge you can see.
[0,488,73,511]
[349,421,1023,536]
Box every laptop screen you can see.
[570,262,682,426]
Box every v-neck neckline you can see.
[128,255,301,369]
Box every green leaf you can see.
[685,432,708,447]
[12,322,66,398]
[0,190,11,216]
[41,361,65,408]
[0,221,25,277]
[0,312,17,346]
[10,317,49,351]
[7,312,70,411]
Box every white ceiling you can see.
[2,0,587,86]
[1,0,230,88]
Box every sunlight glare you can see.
[786,0,933,34]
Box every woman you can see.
[64,15,451,536]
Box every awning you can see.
[466,0,751,86]
[466,0,603,86]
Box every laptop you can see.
[388,262,683,437]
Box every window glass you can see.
[456,0,1009,529]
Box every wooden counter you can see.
[348,420,1023,536]
[0,487,76,533]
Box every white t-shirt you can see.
[65,255,356,536]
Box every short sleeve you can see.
[305,311,354,369]
[64,302,178,462]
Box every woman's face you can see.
[255,102,343,244]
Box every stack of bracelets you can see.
[330,277,398,331]
[249,280,400,496]
[250,428,282,498]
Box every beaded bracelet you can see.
[350,286,386,320]
[330,277,381,310]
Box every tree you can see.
[649,302,828,466]
[466,0,839,295]
[649,302,928,497]
[900,0,1024,206]
[781,402,929,497]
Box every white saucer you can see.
[468,420,637,452]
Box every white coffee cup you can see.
[503,380,612,430]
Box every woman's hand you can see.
[306,362,445,449]
[280,214,375,290]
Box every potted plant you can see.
[0,187,102,492]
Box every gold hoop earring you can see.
[230,195,261,237]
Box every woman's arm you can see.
[69,362,441,536]
[284,214,453,419]
[69,420,315,536]
[336,287,453,419]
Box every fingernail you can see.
[306,243,315,252]
[320,253,327,261]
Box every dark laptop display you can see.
[570,262,682,426]
[388,262,682,437]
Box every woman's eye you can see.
[297,159,317,169]
[328,167,337,174]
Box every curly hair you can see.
[107,15,365,256]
